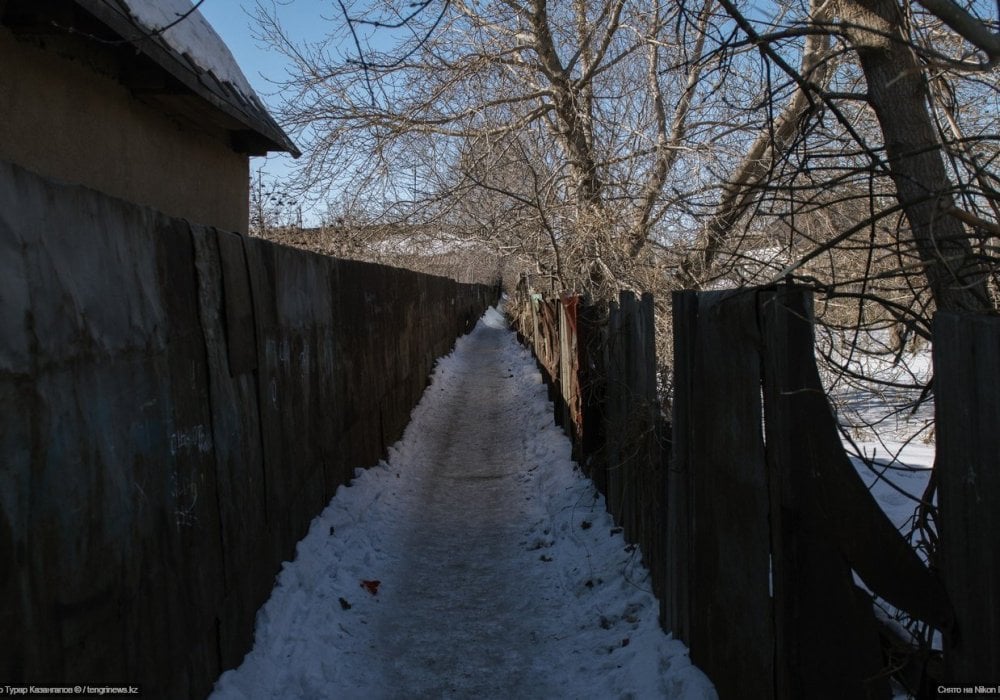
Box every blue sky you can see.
[200,1,415,224]
[199,1,337,221]
[199,1,328,98]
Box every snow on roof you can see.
[120,0,256,100]
[86,0,299,156]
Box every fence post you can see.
[619,291,639,540]
[759,288,890,700]
[604,299,624,523]
[934,313,1000,683]
[578,303,606,486]
[666,292,697,642]
[671,290,773,699]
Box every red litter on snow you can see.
[360,580,381,596]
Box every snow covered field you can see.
[211,307,716,699]
[824,343,936,538]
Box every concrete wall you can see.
[0,160,497,697]
[0,27,250,233]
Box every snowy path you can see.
[211,308,716,699]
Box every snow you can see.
[824,342,940,676]
[369,230,482,256]
[210,306,717,699]
[848,430,934,532]
[814,329,935,531]
[121,0,257,98]
[824,344,936,536]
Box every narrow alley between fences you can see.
[210,307,716,699]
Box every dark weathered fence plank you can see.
[632,293,665,614]
[604,299,625,524]
[685,290,774,700]
[577,303,606,481]
[760,288,890,700]
[189,225,271,674]
[216,229,258,376]
[618,291,640,540]
[666,291,697,642]
[934,313,1000,684]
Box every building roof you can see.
[1,0,300,157]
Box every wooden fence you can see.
[510,284,669,626]
[0,159,498,698]
[934,313,1000,684]
[511,282,998,698]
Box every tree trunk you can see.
[530,0,603,210]
[838,0,991,312]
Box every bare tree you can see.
[836,0,993,312]
[249,165,300,237]
[253,0,730,298]
[682,0,837,284]
[677,0,998,668]
[684,0,998,314]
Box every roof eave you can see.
[75,0,301,158]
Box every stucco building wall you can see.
[0,27,250,232]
